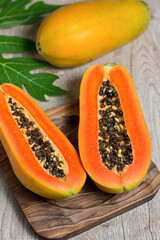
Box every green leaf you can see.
[0,35,35,53]
[0,0,63,28]
[0,55,68,101]
[0,0,10,8]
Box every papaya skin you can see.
[0,84,86,199]
[36,0,150,67]
[78,64,151,194]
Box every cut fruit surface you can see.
[79,64,151,193]
[0,84,86,199]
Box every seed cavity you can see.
[7,97,68,180]
[98,79,133,175]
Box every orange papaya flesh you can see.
[0,84,86,199]
[79,64,151,193]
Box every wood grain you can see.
[0,0,160,240]
[0,101,160,240]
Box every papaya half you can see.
[0,84,86,199]
[36,0,150,67]
[79,64,151,193]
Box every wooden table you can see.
[0,0,160,239]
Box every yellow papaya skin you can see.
[36,0,150,67]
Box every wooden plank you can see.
[0,100,159,240]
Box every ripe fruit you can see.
[36,0,150,67]
[79,64,151,193]
[0,84,86,199]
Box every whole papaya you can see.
[36,0,150,67]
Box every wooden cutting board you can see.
[0,100,159,240]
